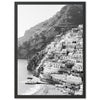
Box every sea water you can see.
[18,59,35,95]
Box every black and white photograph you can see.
[15,2,86,98]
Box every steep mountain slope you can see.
[18,5,83,59]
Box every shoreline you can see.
[22,84,43,95]
[21,83,83,95]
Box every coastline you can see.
[21,83,83,95]
[22,84,43,95]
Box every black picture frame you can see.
[14,1,86,98]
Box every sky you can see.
[18,5,65,38]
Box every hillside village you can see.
[26,24,83,95]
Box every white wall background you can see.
[0,0,100,100]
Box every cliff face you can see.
[18,5,83,59]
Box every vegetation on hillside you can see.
[18,5,83,59]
